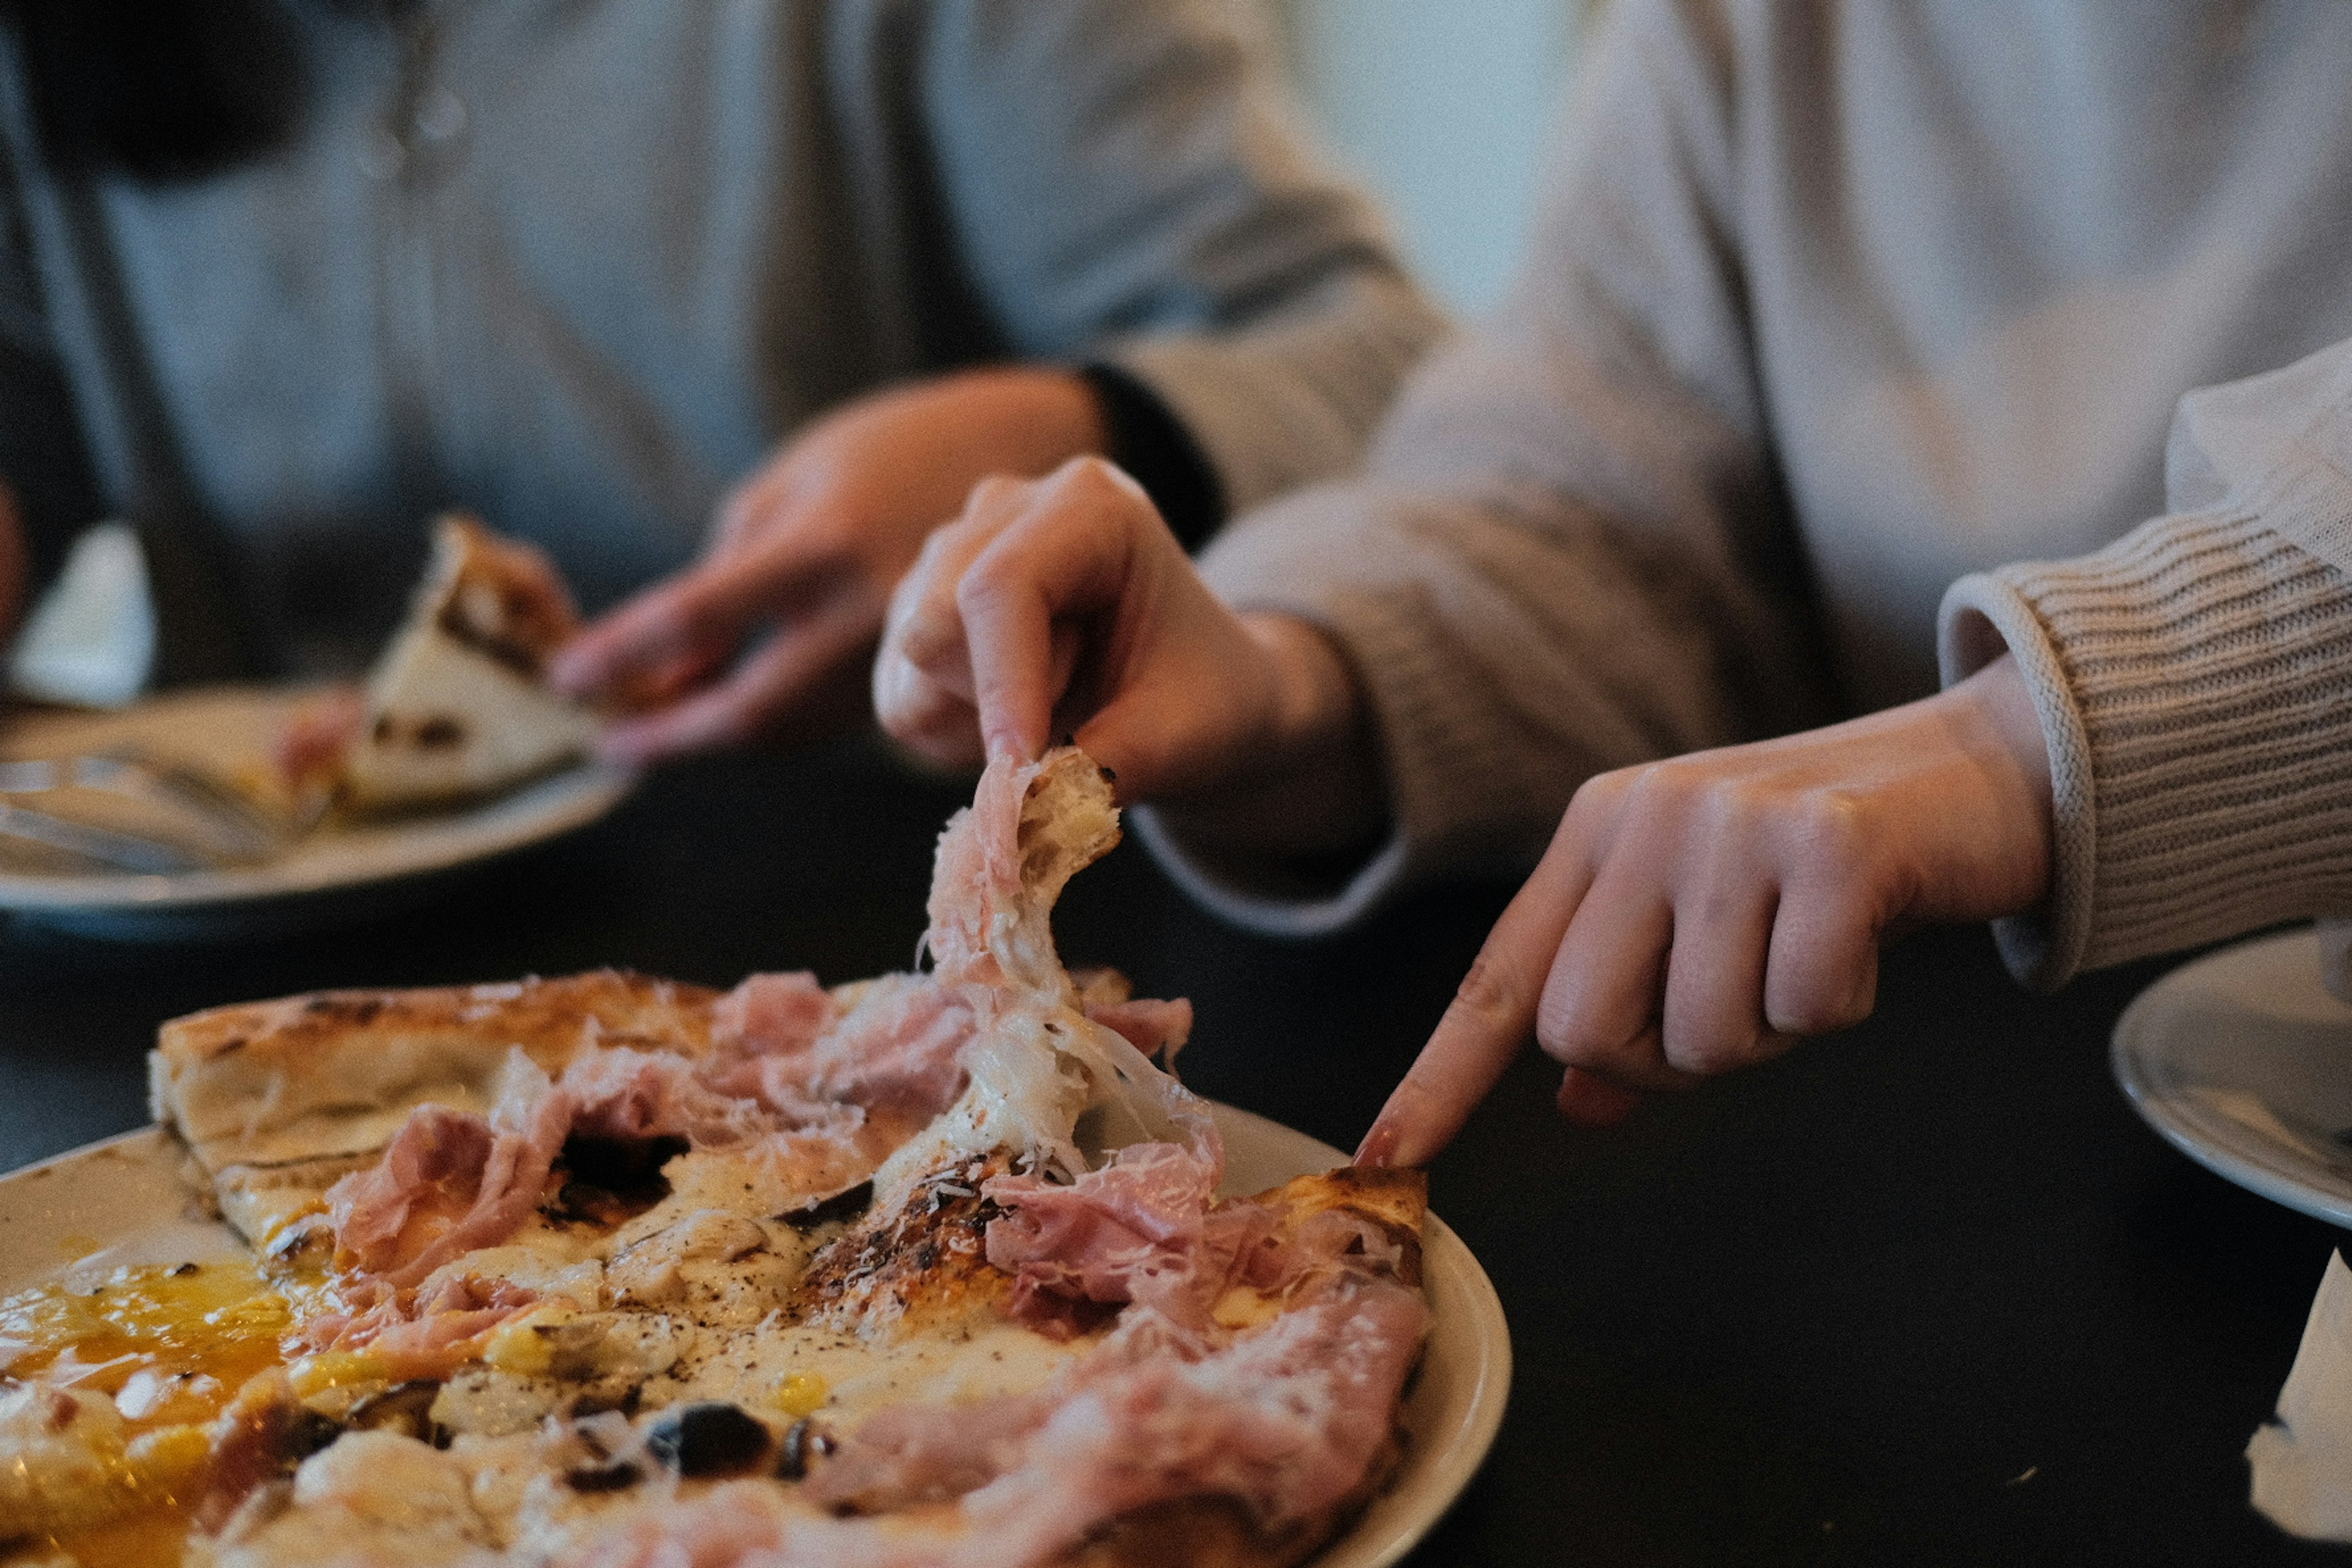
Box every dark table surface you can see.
[1,737,2346,1567]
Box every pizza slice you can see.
[276,514,598,815]
[7,750,1431,1568]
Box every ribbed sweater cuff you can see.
[1940,509,2352,989]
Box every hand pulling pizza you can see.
[0,750,1430,1568]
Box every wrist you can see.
[1241,612,1363,767]
[1149,613,1385,859]
[1937,653,2056,919]
[954,366,1110,472]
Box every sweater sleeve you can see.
[1939,337,2352,989]
[911,0,1447,517]
[1133,0,1841,935]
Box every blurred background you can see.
[1277,0,1585,316]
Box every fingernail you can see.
[1355,1121,1400,1168]
[982,725,1035,767]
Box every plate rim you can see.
[0,1109,1510,1567]
[2110,925,2352,1229]
[0,687,635,914]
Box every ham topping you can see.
[294,1274,543,1380]
[322,750,1183,1284]
[328,1081,571,1289]
[982,1142,1249,1332]
[564,1277,1428,1568]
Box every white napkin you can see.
[7,519,156,709]
[2249,1250,2352,1538]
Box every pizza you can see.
[0,749,1430,1568]
[274,514,598,816]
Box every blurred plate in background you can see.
[0,686,630,940]
[2113,926,2352,1228]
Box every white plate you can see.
[0,1105,1509,1568]
[2113,925,2352,1227]
[0,686,632,939]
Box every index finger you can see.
[1356,828,1596,1168]
[555,533,824,698]
[957,462,1146,764]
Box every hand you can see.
[1357,655,2056,1167]
[551,368,1106,763]
[874,457,1379,847]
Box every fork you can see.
[0,747,295,873]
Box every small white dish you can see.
[2112,925,2352,1227]
[0,685,631,940]
[0,1104,1509,1567]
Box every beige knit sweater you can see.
[1141,0,2352,990]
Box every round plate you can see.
[0,1106,1510,1567]
[0,686,632,940]
[2112,925,2352,1227]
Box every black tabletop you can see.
[1,738,2345,1567]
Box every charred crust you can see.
[778,1180,873,1231]
[346,1380,447,1446]
[158,971,728,1088]
[434,597,551,679]
[562,1460,644,1493]
[561,1381,644,1421]
[1243,1167,1429,1288]
[793,1166,1010,1325]
[298,996,386,1025]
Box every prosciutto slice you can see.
[326,1061,571,1288]
[294,1274,542,1380]
[565,1278,1429,1568]
[982,1141,1250,1331]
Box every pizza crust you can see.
[152,971,722,1196]
[342,515,599,811]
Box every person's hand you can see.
[551,368,1106,763]
[1357,655,2056,1167]
[874,457,1379,847]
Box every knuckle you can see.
[1663,1023,1757,1078]
[1788,788,1876,876]
[1048,454,1151,515]
[1448,950,1526,1035]
[967,473,1031,514]
[1768,971,1872,1037]
[1531,990,1614,1069]
[892,600,962,673]
[1564,767,1628,825]
[954,549,1021,614]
